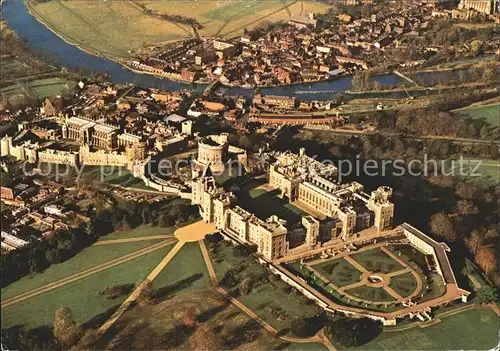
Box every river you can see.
[2,0,464,100]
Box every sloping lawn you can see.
[351,308,499,350]
[209,242,319,333]
[152,242,211,297]
[1,244,174,329]
[1,240,164,301]
[98,225,175,241]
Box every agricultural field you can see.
[29,0,333,59]
[351,307,499,350]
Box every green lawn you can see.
[1,239,165,301]
[28,77,75,99]
[152,242,211,296]
[444,158,500,186]
[389,245,427,269]
[239,187,307,226]
[389,272,419,298]
[1,244,174,329]
[288,342,329,350]
[351,249,404,274]
[345,286,395,303]
[98,225,175,241]
[209,242,319,333]
[1,78,74,100]
[312,258,362,287]
[351,308,499,350]
[454,103,500,127]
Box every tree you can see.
[476,285,498,304]
[480,125,489,139]
[157,214,167,227]
[119,215,133,231]
[327,318,382,348]
[465,230,483,255]
[45,248,61,264]
[455,182,478,200]
[141,205,152,225]
[456,200,479,215]
[290,316,324,337]
[84,221,95,240]
[137,279,154,306]
[470,40,482,57]
[430,213,457,242]
[475,246,496,275]
[53,307,81,348]
[238,277,253,295]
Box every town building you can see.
[66,116,118,150]
[458,0,497,14]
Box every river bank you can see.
[3,0,485,101]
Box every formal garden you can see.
[282,244,447,312]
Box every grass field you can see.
[30,0,333,59]
[446,158,500,185]
[152,242,211,295]
[98,225,175,241]
[210,242,319,333]
[312,258,362,287]
[352,308,499,350]
[78,165,159,191]
[1,239,166,301]
[1,77,75,100]
[240,187,307,225]
[28,77,75,99]
[388,272,418,298]
[1,244,174,329]
[453,103,500,127]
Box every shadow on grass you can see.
[239,187,303,226]
[223,319,262,349]
[82,303,122,330]
[197,301,230,323]
[154,273,203,300]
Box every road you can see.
[1,238,177,308]
[94,235,173,245]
